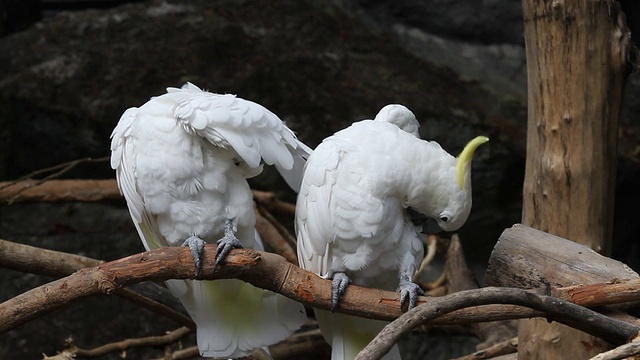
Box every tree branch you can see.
[445,235,517,351]
[0,179,120,204]
[589,339,640,360]
[0,179,298,219]
[356,287,640,360]
[0,238,195,329]
[451,337,518,360]
[43,326,191,359]
[4,244,640,350]
[254,204,298,264]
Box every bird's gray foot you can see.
[399,274,424,311]
[331,272,350,312]
[182,236,206,276]
[214,219,244,271]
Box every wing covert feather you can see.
[296,137,385,277]
[168,83,308,171]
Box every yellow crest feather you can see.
[456,136,489,189]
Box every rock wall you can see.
[0,0,638,358]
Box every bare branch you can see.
[44,327,191,359]
[356,288,640,360]
[4,244,640,350]
[0,179,120,204]
[0,158,110,203]
[252,189,296,216]
[589,339,640,360]
[155,346,199,360]
[445,235,517,350]
[451,337,517,360]
[0,179,297,219]
[0,238,194,329]
[254,204,298,264]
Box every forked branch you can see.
[2,244,640,352]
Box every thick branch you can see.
[357,287,640,360]
[4,245,640,342]
[0,180,297,218]
[254,204,298,263]
[0,179,119,204]
[0,238,194,329]
[589,340,640,360]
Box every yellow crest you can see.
[456,136,489,189]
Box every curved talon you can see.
[399,274,424,311]
[182,236,206,276]
[213,236,243,271]
[331,272,350,312]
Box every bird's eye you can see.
[440,216,449,222]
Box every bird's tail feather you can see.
[315,309,402,360]
[166,278,306,358]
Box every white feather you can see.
[296,105,477,359]
[111,83,309,358]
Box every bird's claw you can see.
[182,236,206,276]
[331,272,350,312]
[399,274,424,311]
[214,235,243,271]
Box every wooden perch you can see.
[357,287,640,360]
[4,244,640,345]
[0,179,296,217]
[486,224,640,289]
[0,179,120,203]
[487,224,640,358]
[0,238,195,329]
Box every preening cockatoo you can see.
[295,104,488,360]
[110,83,310,358]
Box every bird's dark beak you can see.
[407,208,443,234]
[421,217,443,234]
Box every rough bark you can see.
[520,0,633,357]
[5,243,640,344]
[357,287,640,360]
[486,224,639,289]
[0,179,295,215]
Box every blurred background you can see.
[0,0,639,358]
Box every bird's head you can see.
[409,136,489,232]
[438,135,489,231]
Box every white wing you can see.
[295,133,387,278]
[110,107,167,250]
[110,87,308,357]
[164,83,312,191]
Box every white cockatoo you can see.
[295,104,488,360]
[110,83,310,358]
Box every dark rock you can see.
[0,0,637,358]
[338,0,525,45]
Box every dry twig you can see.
[252,189,296,216]
[451,337,518,360]
[0,238,194,329]
[4,245,640,346]
[43,326,191,359]
[254,204,298,264]
[0,158,109,203]
[445,235,517,351]
[589,339,640,360]
[356,287,640,360]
